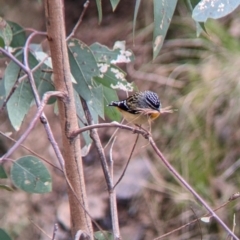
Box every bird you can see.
[108,91,161,126]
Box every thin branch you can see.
[148,136,239,240]
[66,0,90,41]
[22,31,66,170]
[154,194,240,239]
[0,91,64,163]
[0,47,28,72]
[81,99,120,240]
[0,54,48,112]
[71,122,240,240]
[113,133,139,189]
[190,207,202,240]
[70,122,146,139]
[29,218,52,239]
[109,136,117,179]
[0,131,62,172]
[52,223,58,240]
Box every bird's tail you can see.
[108,101,120,107]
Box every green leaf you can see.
[74,89,92,153]
[4,51,49,130]
[88,84,104,120]
[103,86,121,122]
[192,0,240,22]
[186,0,206,36]
[37,69,56,104]
[7,21,26,47]
[110,0,120,11]
[0,229,12,240]
[133,0,142,43]
[96,0,102,24]
[0,38,4,48]
[68,39,104,119]
[0,79,5,107]
[90,41,135,64]
[11,155,52,193]
[153,0,178,59]
[94,231,113,240]
[94,63,134,92]
[0,165,7,178]
[0,17,13,47]
[4,52,30,131]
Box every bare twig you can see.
[113,133,139,189]
[81,99,120,240]
[72,122,240,240]
[0,91,64,163]
[0,131,62,172]
[0,53,48,112]
[52,223,58,240]
[190,207,203,240]
[148,136,239,240]
[70,122,146,139]
[29,218,52,239]
[23,31,66,170]
[154,194,240,239]
[109,136,117,179]
[66,0,90,41]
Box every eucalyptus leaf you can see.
[153,0,178,59]
[110,0,120,11]
[68,38,104,119]
[0,229,12,240]
[133,0,142,42]
[74,89,92,153]
[103,86,121,122]
[96,0,102,24]
[0,165,7,179]
[11,155,52,193]
[7,21,26,47]
[192,0,240,22]
[94,63,134,92]
[4,50,54,130]
[0,17,12,47]
[90,41,135,64]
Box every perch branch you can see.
[72,122,240,240]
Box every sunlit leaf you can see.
[94,63,134,92]
[192,0,240,22]
[0,229,12,240]
[0,17,12,47]
[201,217,211,223]
[90,41,135,64]
[11,155,52,193]
[110,0,120,11]
[153,0,178,59]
